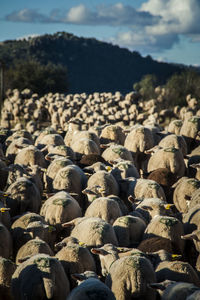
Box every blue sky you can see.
[1,0,200,66]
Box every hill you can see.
[0,31,185,94]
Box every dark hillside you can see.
[0,31,184,94]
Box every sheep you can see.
[62,217,118,248]
[113,215,146,247]
[14,145,46,168]
[40,191,82,225]
[100,124,125,145]
[55,243,96,288]
[180,116,200,151]
[0,257,16,300]
[5,177,41,217]
[182,204,200,234]
[124,125,155,171]
[101,144,133,162]
[44,157,73,192]
[66,271,116,300]
[147,146,186,177]
[11,254,70,300]
[167,119,183,135]
[133,178,166,202]
[5,137,33,163]
[134,198,173,223]
[15,237,54,264]
[52,164,87,206]
[36,133,65,149]
[11,212,52,256]
[71,130,100,148]
[84,197,122,225]
[91,244,156,300]
[172,177,200,213]
[151,281,200,300]
[0,222,13,259]
[138,236,179,254]
[109,160,140,182]
[71,138,100,161]
[45,144,75,161]
[143,215,185,254]
[83,170,119,203]
[155,259,200,286]
[190,188,200,209]
[34,127,57,146]
[158,134,188,157]
[147,168,178,202]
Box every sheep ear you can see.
[128,195,135,204]
[148,283,167,291]
[18,256,31,263]
[71,273,86,281]
[181,233,199,241]
[91,248,109,256]
[61,220,75,228]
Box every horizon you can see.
[1,0,200,66]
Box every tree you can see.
[133,74,157,100]
[165,69,200,107]
[5,59,68,95]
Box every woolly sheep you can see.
[62,217,118,248]
[56,243,96,288]
[101,144,133,162]
[0,257,16,300]
[37,133,65,148]
[167,119,183,135]
[133,178,166,202]
[5,137,33,163]
[5,177,41,217]
[113,215,146,247]
[84,197,122,225]
[160,281,200,300]
[143,215,185,254]
[158,134,188,157]
[92,244,156,300]
[14,145,46,168]
[44,157,73,192]
[71,138,100,161]
[83,170,119,203]
[40,191,82,225]
[100,125,125,145]
[11,254,70,300]
[15,237,54,264]
[172,177,200,213]
[66,271,116,300]
[147,146,186,177]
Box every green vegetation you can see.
[133,74,157,99]
[5,59,68,95]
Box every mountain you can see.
[0,31,184,94]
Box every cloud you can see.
[5,3,159,27]
[4,1,200,54]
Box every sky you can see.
[1,0,200,66]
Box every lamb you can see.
[113,215,146,247]
[91,244,156,300]
[0,222,13,259]
[5,177,41,217]
[172,177,200,213]
[0,257,16,300]
[66,271,116,300]
[83,170,119,203]
[15,237,54,264]
[84,197,122,225]
[147,146,186,177]
[40,191,82,225]
[11,254,70,300]
[62,217,118,248]
[143,215,185,254]
[55,242,96,288]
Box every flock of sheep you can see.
[0,87,200,300]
